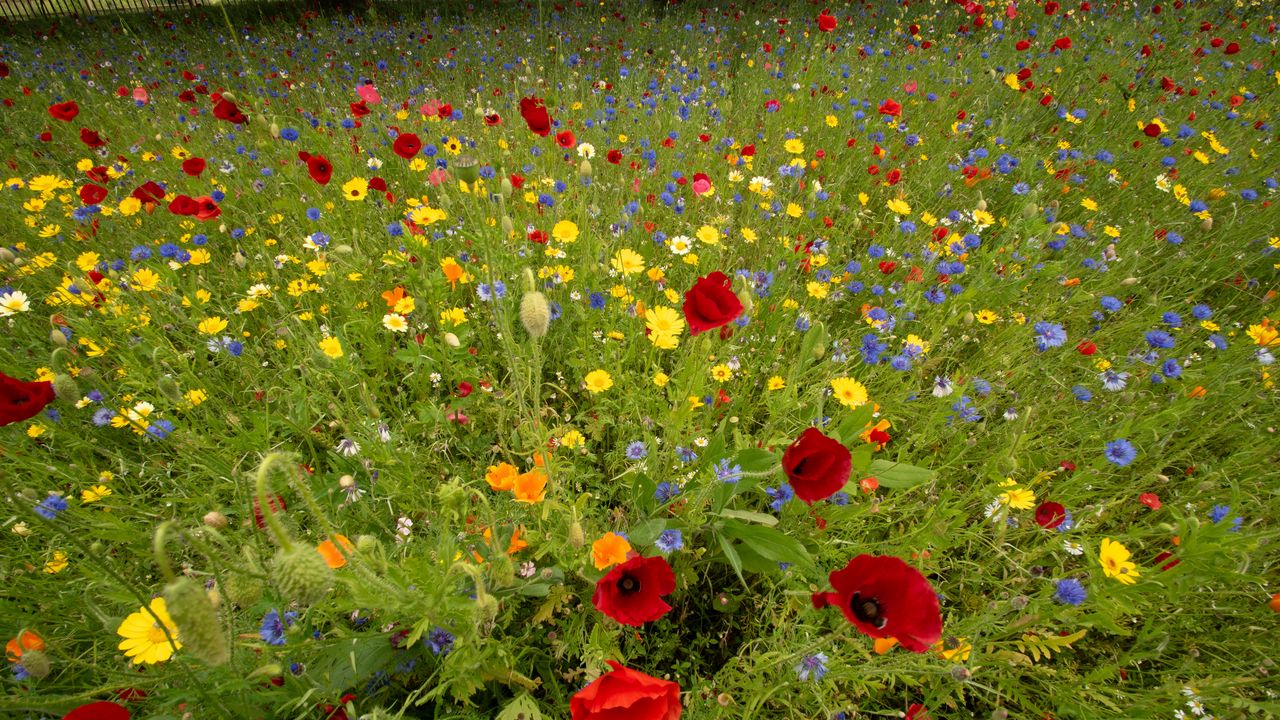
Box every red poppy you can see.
[816,9,837,32]
[392,133,422,160]
[79,128,106,148]
[1143,122,1162,137]
[878,260,898,274]
[79,184,107,205]
[519,95,553,136]
[64,702,130,720]
[682,271,743,336]
[509,173,526,189]
[131,180,166,205]
[1015,39,1031,50]
[0,371,56,427]
[86,166,110,183]
[1053,36,1073,50]
[349,100,370,117]
[1139,492,1162,510]
[307,154,333,185]
[606,149,623,164]
[555,129,576,149]
[1076,339,1097,355]
[181,157,206,177]
[1034,501,1066,529]
[368,177,387,192]
[253,493,287,529]
[48,100,79,122]
[570,661,682,720]
[194,196,221,221]
[782,427,852,504]
[592,555,675,626]
[483,113,501,126]
[528,230,548,244]
[1223,42,1240,55]
[212,98,247,124]
[878,99,902,117]
[168,194,199,216]
[812,554,942,653]
[0,61,8,79]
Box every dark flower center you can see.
[850,592,886,628]
[616,573,641,595]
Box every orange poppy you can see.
[6,630,44,663]
[316,534,354,569]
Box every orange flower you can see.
[316,534,354,569]
[873,636,899,654]
[512,470,548,504]
[1188,386,1207,399]
[5,630,43,663]
[381,285,406,309]
[485,462,520,491]
[441,258,466,289]
[484,525,529,555]
[1270,593,1280,613]
[591,532,632,570]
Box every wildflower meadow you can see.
[1,0,1278,718]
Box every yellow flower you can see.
[1099,538,1140,585]
[341,177,368,201]
[27,424,45,438]
[695,225,720,245]
[710,364,732,382]
[188,248,211,266]
[319,336,344,359]
[1246,320,1279,347]
[653,372,670,387]
[131,268,161,292]
[196,317,228,335]
[116,597,181,665]
[184,389,207,406]
[0,290,30,317]
[886,198,912,216]
[644,306,685,349]
[552,220,580,244]
[611,248,645,275]
[591,532,632,570]
[831,377,869,409]
[935,637,972,662]
[82,485,112,503]
[825,115,839,128]
[999,487,1035,510]
[584,369,614,394]
[560,430,585,449]
[439,307,467,326]
[767,376,786,391]
[784,138,805,154]
[806,281,829,299]
[44,550,68,574]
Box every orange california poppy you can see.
[6,630,44,663]
[316,534,354,569]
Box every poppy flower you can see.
[1,371,56,427]
[816,9,837,32]
[1034,501,1066,529]
[878,99,902,117]
[606,149,623,164]
[1139,493,1162,510]
[812,554,942,653]
[253,493,286,529]
[212,98,247,124]
[48,100,79,122]
[1053,36,1073,50]
[682,271,743,336]
[79,128,106,148]
[392,133,422,160]
[194,196,221,221]
[483,113,501,126]
[168,194,199,216]
[1076,339,1097,355]
[131,180,166,205]
[307,154,333,185]
[592,555,675,626]
[519,95,553,136]
[570,661,682,720]
[79,184,107,205]
[64,702,130,720]
[181,157,206,177]
[782,427,852,504]
[555,129,576,149]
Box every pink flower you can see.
[446,409,469,425]
[356,83,381,105]
[132,87,149,104]
[427,168,449,186]
[692,178,711,195]
[902,80,918,95]
[420,98,443,116]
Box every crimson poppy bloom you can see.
[0,371,56,427]
[253,493,287,529]
[349,100,370,117]
[570,661,681,720]
[483,113,501,126]
[194,196,221,221]
[812,554,942,653]
[1034,501,1066,529]
[1076,340,1097,355]
[782,427,852,504]
[606,149,622,164]
[64,702,130,720]
[131,180,166,205]
[392,133,422,160]
[79,184,107,205]
[682,271,743,336]
[817,9,837,32]
[181,157,206,177]
[307,154,333,185]
[79,128,106,148]
[1053,36,1073,50]
[592,555,675,626]
[212,98,247,124]
[519,95,553,136]
[48,100,79,122]
[878,99,902,117]
[1139,492,1162,510]
[168,194,199,216]
[1016,39,1031,50]
[555,130,576,149]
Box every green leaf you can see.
[849,443,874,474]
[717,509,779,527]
[736,447,777,473]
[834,403,876,444]
[867,459,934,489]
[497,694,543,720]
[720,520,811,568]
[715,531,747,588]
[628,518,668,546]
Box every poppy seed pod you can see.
[164,576,229,665]
[453,156,480,184]
[568,519,585,548]
[520,291,551,339]
[500,177,513,198]
[202,510,228,529]
[19,649,51,679]
[270,546,332,605]
[269,122,280,139]
[51,373,79,402]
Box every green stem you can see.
[254,452,296,551]
[153,520,178,584]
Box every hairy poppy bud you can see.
[49,327,68,347]
[157,375,183,404]
[474,593,500,624]
[20,649,50,679]
[1199,216,1213,232]
[501,215,514,237]
[963,311,975,325]
[332,244,354,255]
[203,510,228,529]
[355,534,377,553]
[221,573,263,608]
[51,373,79,402]
[1022,203,1039,219]
[164,577,229,665]
[500,177,513,198]
[270,546,332,605]
[0,247,16,264]
[568,520,585,548]
[578,159,592,180]
[976,196,987,212]
[489,554,515,589]
[520,291,551,339]
[443,332,461,348]
[950,666,972,681]
[269,122,280,139]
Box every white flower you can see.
[0,290,31,317]
[1064,540,1084,556]
[932,376,955,397]
[382,313,409,332]
[367,157,384,170]
[576,143,595,159]
[668,235,693,255]
[335,438,361,457]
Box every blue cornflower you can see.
[1145,330,1175,349]
[260,609,287,646]
[1100,369,1129,391]
[625,440,648,460]
[654,482,681,503]
[1104,438,1137,467]
[426,627,455,656]
[1033,321,1068,351]
[795,652,829,682]
[1209,504,1231,524]
[1100,296,1123,312]
[1161,358,1183,379]
[675,446,698,463]
[146,419,175,441]
[655,529,684,554]
[305,207,321,220]
[1191,304,1213,320]
[588,292,606,309]
[713,458,743,484]
[35,493,68,520]
[766,483,794,511]
[92,408,117,426]
[1054,579,1087,606]
[1162,312,1182,328]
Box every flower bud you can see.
[269,122,280,139]
[51,373,79,402]
[735,287,754,316]
[1022,203,1039,219]
[49,328,68,347]
[567,520,584,548]
[500,178,513,198]
[355,534,377,553]
[520,291,551,339]
[164,576,229,665]
[332,244,354,255]
[489,554,515,589]
[501,215,514,237]
[950,666,972,681]
[0,247,16,264]
[20,649,51,679]
[976,196,987,212]
[454,156,480,184]
[157,375,183,404]
[270,546,332,605]
[1120,277,1139,286]
[1200,216,1213,232]
[443,332,461,348]
[203,511,228,529]
[578,159,592,180]
[963,311,975,325]
[221,573,263,608]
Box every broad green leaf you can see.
[717,509,779,527]
[867,459,934,489]
[834,403,876,444]
[497,694,543,720]
[715,531,747,588]
[720,520,811,567]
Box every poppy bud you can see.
[1200,216,1213,232]
[443,332,461,348]
[233,250,248,268]
[500,177,513,198]
[164,576,229,665]
[453,156,480,184]
[489,554,515,588]
[269,546,332,605]
[810,321,828,359]
[219,91,236,104]
[49,327,68,347]
[157,375,183,404]
[568,519,585,548]
[221,573,263,608]
[52,373,79,402]
[332,244,354,255]
[355,534,377,553]
[475,593,500,624]
[950,666,972,681]
[203,510,228,529]
[0,247,15,264]
[520,291,551,339]
[435,478,468,520]
[578,159,592,180]
[1022,203,1038,219]
[963,311,975,325]
[976,196,987,212]
[1120,277,1139,286]
[501,215,514,237]
[20,649,50,679]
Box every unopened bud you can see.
[1200,216,1213,232]
[578,159,593,179]
[500,178,513,198]
[963,311,975,325]
[567,520,584,548]
[164,577,229,665]
[950,666,972,681]
[443,332,461,348]
[0,247,16,264]
[157,376,183,404]
[52,374,79,402]
[269,122,280,139]
[332,244,354,255]
[270,546,332,605]
[19,649,50,679]
[49,328,68,347]
[501,215,514,237]
[1120,277,1139,286]
[203,511,228,529]
[520,291,551,339]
